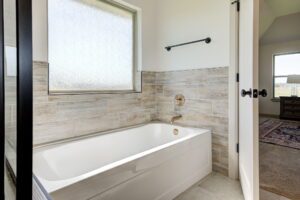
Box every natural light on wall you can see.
[274,53,300,98]
[48,0,140,93]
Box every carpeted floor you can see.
[260,118,300,150]
[259,117,300,200]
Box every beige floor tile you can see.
[175,173,244,200]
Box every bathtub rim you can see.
[33,121,212,149]
[33,123,211,193]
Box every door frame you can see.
[228,0,240,180]
[16,0,33,199]
[0,0,4,198]
[228,0,261,189]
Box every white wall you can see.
[123,0,158,69]
[32,0,47,62]
[32,0,231,71]
[151,0,230,71]
[259,40,300,115]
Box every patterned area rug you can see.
[259,119,300,150]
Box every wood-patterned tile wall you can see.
[155,68,229,175]
[33,62,157,145]
[33,61,229,175]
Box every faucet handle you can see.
[175,94,185,106]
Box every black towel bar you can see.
[165,37,211,51]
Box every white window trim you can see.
[272,52,300,99]
[47,0,142,95]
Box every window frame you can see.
[47,0,142,95]
[272,51,300,99]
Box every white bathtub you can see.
[33,123,212,200]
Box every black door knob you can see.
[253,89,268,98]
[241,89,252,97]
[259,89,267,97]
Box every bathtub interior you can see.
[33,123,209,185]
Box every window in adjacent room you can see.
[273,52,300,98]
[48,0,141,94]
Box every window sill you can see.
[271,98,280,102]
[48,90,142,96]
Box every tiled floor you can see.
[175,173,244,200]
[174,172,293,200]
[5,170,293,200]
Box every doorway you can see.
[258,1,300,199]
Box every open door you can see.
[238,0,259,200]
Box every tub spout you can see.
[170,115,182,124]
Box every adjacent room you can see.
[259,0,300,199]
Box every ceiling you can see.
[260,12,300,44]
[265,0,300,17]
[260,0,300,37]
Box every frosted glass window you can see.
[48,0,136,92]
